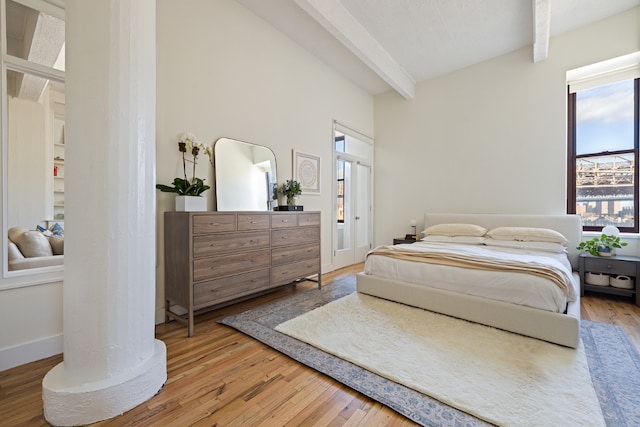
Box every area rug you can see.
[220,276,640,427]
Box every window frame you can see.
[567,78,640,233]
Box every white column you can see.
[42,1,166,425]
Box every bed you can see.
[356,213,582,348]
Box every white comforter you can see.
[364,242,578,313]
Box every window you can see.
[567,78,639,232]
[335,135,345,223]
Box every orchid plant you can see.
[156,133,211,196]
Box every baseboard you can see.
[0,334,62,372]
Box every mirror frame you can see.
[0,0,65,289]
[212,137,278,212]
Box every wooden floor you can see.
[2,263,640,427]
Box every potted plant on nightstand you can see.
[577,233,627,257]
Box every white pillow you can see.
[421,235,486,245]
[422,223,487,237]
[12,230,53,257]
[484,239,567,254]
[486,227,569,245]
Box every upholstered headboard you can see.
[424,213,583,270]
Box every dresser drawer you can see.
[193,250,271,282]
[272,243,320,266]
[194,268,271,307]
[238,214,270,231]
[583,257,637,276]
[193,214,236,234]
[271,213,298,228]
[271,259,319,286]
[298,213,320,227]
[271,227,320,247]
[193,231,270,257]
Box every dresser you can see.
[164,211,321,336]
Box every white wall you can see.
[373,8,640,247]
[0,282,63,371]
[155,0,374,322]
[0,0,373,371]
[7,96,49,229]
[0,89,63,372]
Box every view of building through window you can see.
[575,78,636,228]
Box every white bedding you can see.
[364,241,579,313]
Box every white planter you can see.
[175,196,207,212]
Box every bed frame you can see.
[356,213,582,348]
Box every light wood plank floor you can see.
[2,263,639,427]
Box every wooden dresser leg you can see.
[188,310,194,337]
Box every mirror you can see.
[214,138,277,211]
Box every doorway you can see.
[333,123,373,270]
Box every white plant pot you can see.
[175,195,207,212]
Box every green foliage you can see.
[156,132,212,198]
[278,179,302,197]
[156,177,210,196]
[576,234,627,256]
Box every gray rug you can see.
[220,276,640,426]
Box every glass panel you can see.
[576,154,634,228]
[6,0,65,71]
[355,163,369,248]
[336,159,344,223]
[335,134,345,152]
[336,159,351,251]
[576,79,634,155]
[343,135,371,160]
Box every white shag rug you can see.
[274,293,605,427]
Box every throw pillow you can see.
[49,223,64,236]
[49,236,64,255]
[12,230,53,257]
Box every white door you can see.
[333,126,373,270]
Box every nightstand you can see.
[578,253,640,306]
[393,237,416,245]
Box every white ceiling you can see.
[6,0,65,100]
[239,0,640,98]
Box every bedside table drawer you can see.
[583,258,637,276]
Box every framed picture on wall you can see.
[293,150,320,194]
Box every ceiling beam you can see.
[293,0,415,99]
[533,0,551,63]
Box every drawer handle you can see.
[281,219,288,223]
[212,222,220,226]
[250,221,257,224]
